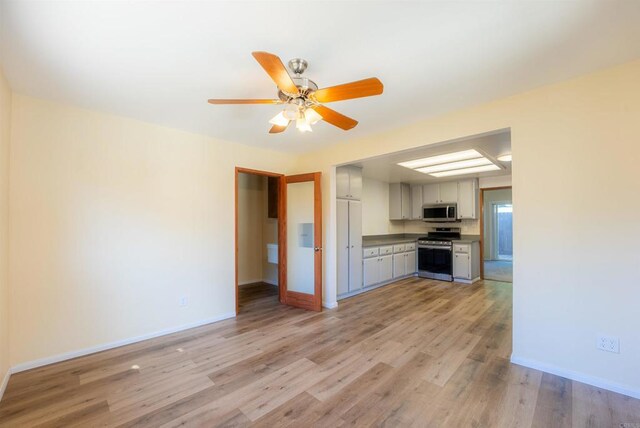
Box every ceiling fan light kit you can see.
[208,51,384,134]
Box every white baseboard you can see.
[11,312,237,374]
[510,354,640,400]
[239,279,279,287]
[238,279,263,286]
[0,367,11,402]
[322,301,338,309]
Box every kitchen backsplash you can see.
[402,219,480,235]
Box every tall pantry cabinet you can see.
[337,166,363,296]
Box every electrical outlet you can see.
[597,335,619,353]
[179,296,188,307]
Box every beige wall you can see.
[9,94,296,367]
[0,68,11,392]
[237,173,265,285]
[403,219,480,235]
[361,177,403,236]
[296,59,640,397]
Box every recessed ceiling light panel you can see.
[430,164,500,177]
[415,157,492,174]
[398,149,482,169]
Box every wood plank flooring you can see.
[1,278,639,427]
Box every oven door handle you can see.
[419,245,452,251]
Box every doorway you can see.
[480,187,513,282]
[235,169,282,313]
[235,168,323,314]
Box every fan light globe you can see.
[304,108,322,125]
[296,116,313,132]
[269,112,289,127]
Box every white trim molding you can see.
[238,279,264,286]
[511,354,640,400]
[11,312,236,374]
[322,301,338,309]
[0,368,11,402]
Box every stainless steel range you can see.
[417,228,461,281]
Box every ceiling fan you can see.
[208,51,384,134]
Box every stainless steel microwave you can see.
[422,204,458,222]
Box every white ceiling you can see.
[350,129,512,184]
[1,1,639,153]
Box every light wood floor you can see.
[1,278,639,427]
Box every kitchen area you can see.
[336,131,512,300]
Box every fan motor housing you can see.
[278,76,318,102]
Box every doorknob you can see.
[314,247,322,252]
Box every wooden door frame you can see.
[234,167,284,315]
[479,186,512,279]
[278,172,323,311]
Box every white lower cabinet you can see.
[453,252,471,279]
[453,241,480,283]
[393,250,417,278]
[406,250,416,274]
[363,245,413,287]
[379,255,393,282]
[393,254,406,278]
[363,257,379,287]
[362,254,393,286]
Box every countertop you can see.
[362,233,481,247]
[453,235,481,244]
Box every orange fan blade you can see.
[312,77,383,103]
[311,105,358,130]
[208,99,281,104]
[252,51,300,96]
[269,122,290,134]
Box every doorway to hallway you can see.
[481,187,513,282]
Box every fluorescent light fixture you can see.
[398,149,482,169]
[430,164,500,177]
[415,157,492,174]
[269,112,289,127]
[497,154,512,162]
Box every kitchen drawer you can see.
[363,247,379,258]
[405,242,416,251]
[393,244,406,253]
[379,245,393,256]
[453,244,470,254]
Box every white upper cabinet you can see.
[439,182,458,203]
[422,183,440,204]
[457,179,478,219]
[391,178,479,221]
[423,182,456,204]
[410,185,423,219]
[389,183,411,220]
[336,166,362,200]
